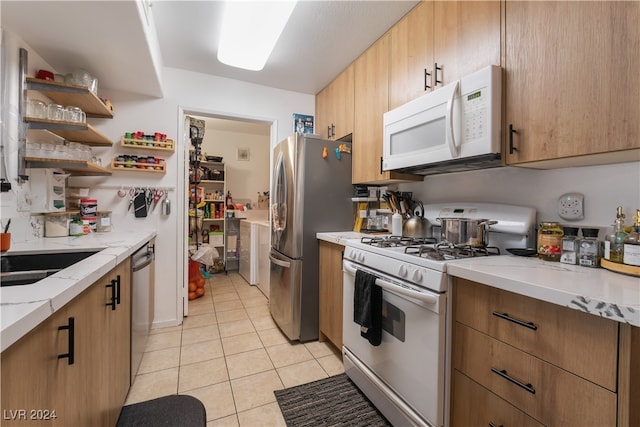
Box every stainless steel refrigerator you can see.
[270,134,353,341]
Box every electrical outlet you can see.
[558,192,584,220]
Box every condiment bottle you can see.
[604,206,627,263]
[578,228,601,268]
[622,209,640,267]
[560,226,579,265]
[537,222,563,261]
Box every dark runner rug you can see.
[274,373,392,427]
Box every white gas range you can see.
[342,203,536,427]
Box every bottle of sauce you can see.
[623,209,640,267]
[226,191,233,209]
[537,222,563,261]
[604,206,627,263]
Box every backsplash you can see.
[399,161,640,231]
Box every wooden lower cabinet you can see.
[1,259,131,426]
[454,322,617,426]
[318,240,344,350]
[450,278,639,427]
[451,371,543,427]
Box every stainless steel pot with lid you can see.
[437,218,497,247]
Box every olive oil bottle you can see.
[604,206,627,263]
[622,209,640,267]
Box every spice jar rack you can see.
[120,136,174,151]
[111,155,166,173]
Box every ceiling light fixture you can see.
[217,0,298,71]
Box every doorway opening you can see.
[179,108,274,317]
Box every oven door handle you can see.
[344,263,438,305]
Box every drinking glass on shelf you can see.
[47,103,64,121]
[53,143,69,159]
[26,99,46,118]
[64,106,86,123]
[39,142,55,158]
[26,142,40,157]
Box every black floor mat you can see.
[116,395,206,427]
[274,373,391,427]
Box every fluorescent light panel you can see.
[218,0,297,71]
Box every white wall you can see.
[201,128,270,208]
[399,162,640,232]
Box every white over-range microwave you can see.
[383,65,502,175]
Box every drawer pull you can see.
[106,280,117,310]
[489,423,503,427]
[491,368,535,394]
[492,311,537,330]
[57,317,75,366]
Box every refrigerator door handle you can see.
[269,254,291,268]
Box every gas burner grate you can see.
[361,236,437,248]
[405,243,501,260]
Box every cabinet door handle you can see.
[115,275,121,305]
[434,63,442,85]
[331,123,335,138]
[492,311,537,330]
[327,125,332,138]
[106,280,116,310]
[489,423,503,427]
[491,368,535,394]
[58,317,75,365]
[508,124,518,154]
[424,68,431,90]
[379,156,383,174]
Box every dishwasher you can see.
[131,240,155,383]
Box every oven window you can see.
[382,299,405,342]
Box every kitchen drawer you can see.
[451,370,544,427]
[454,278,618,391]
[454,322,617,426]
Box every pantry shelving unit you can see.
[190,159,240,272]
[18,48,114,179]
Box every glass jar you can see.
[560,226,579,265]
[96,211,112,232]
[44,212,72,237]
[537,222,563,261]
[578,228,602,268]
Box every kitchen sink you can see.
[0,250,99,286]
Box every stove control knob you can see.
[412,269,423,283]
[398,265,408,277]
[357,252,365,263]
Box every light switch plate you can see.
[558,192,584,220]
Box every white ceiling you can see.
[2,0,419,97]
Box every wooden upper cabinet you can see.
[389,1,501,110]
[389,1,434,109]
[433,1,501,87]
[315,64,354,141]
[353,34,390,184]
[353,34,421,184]
[505,1,640,167]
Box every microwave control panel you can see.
[462,87,488,143]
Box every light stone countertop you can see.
[316,231,387,246]
[447,255,640,327]
[1,230,157,352]
[316,231,639,327]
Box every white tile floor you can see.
[125,272,344,426]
